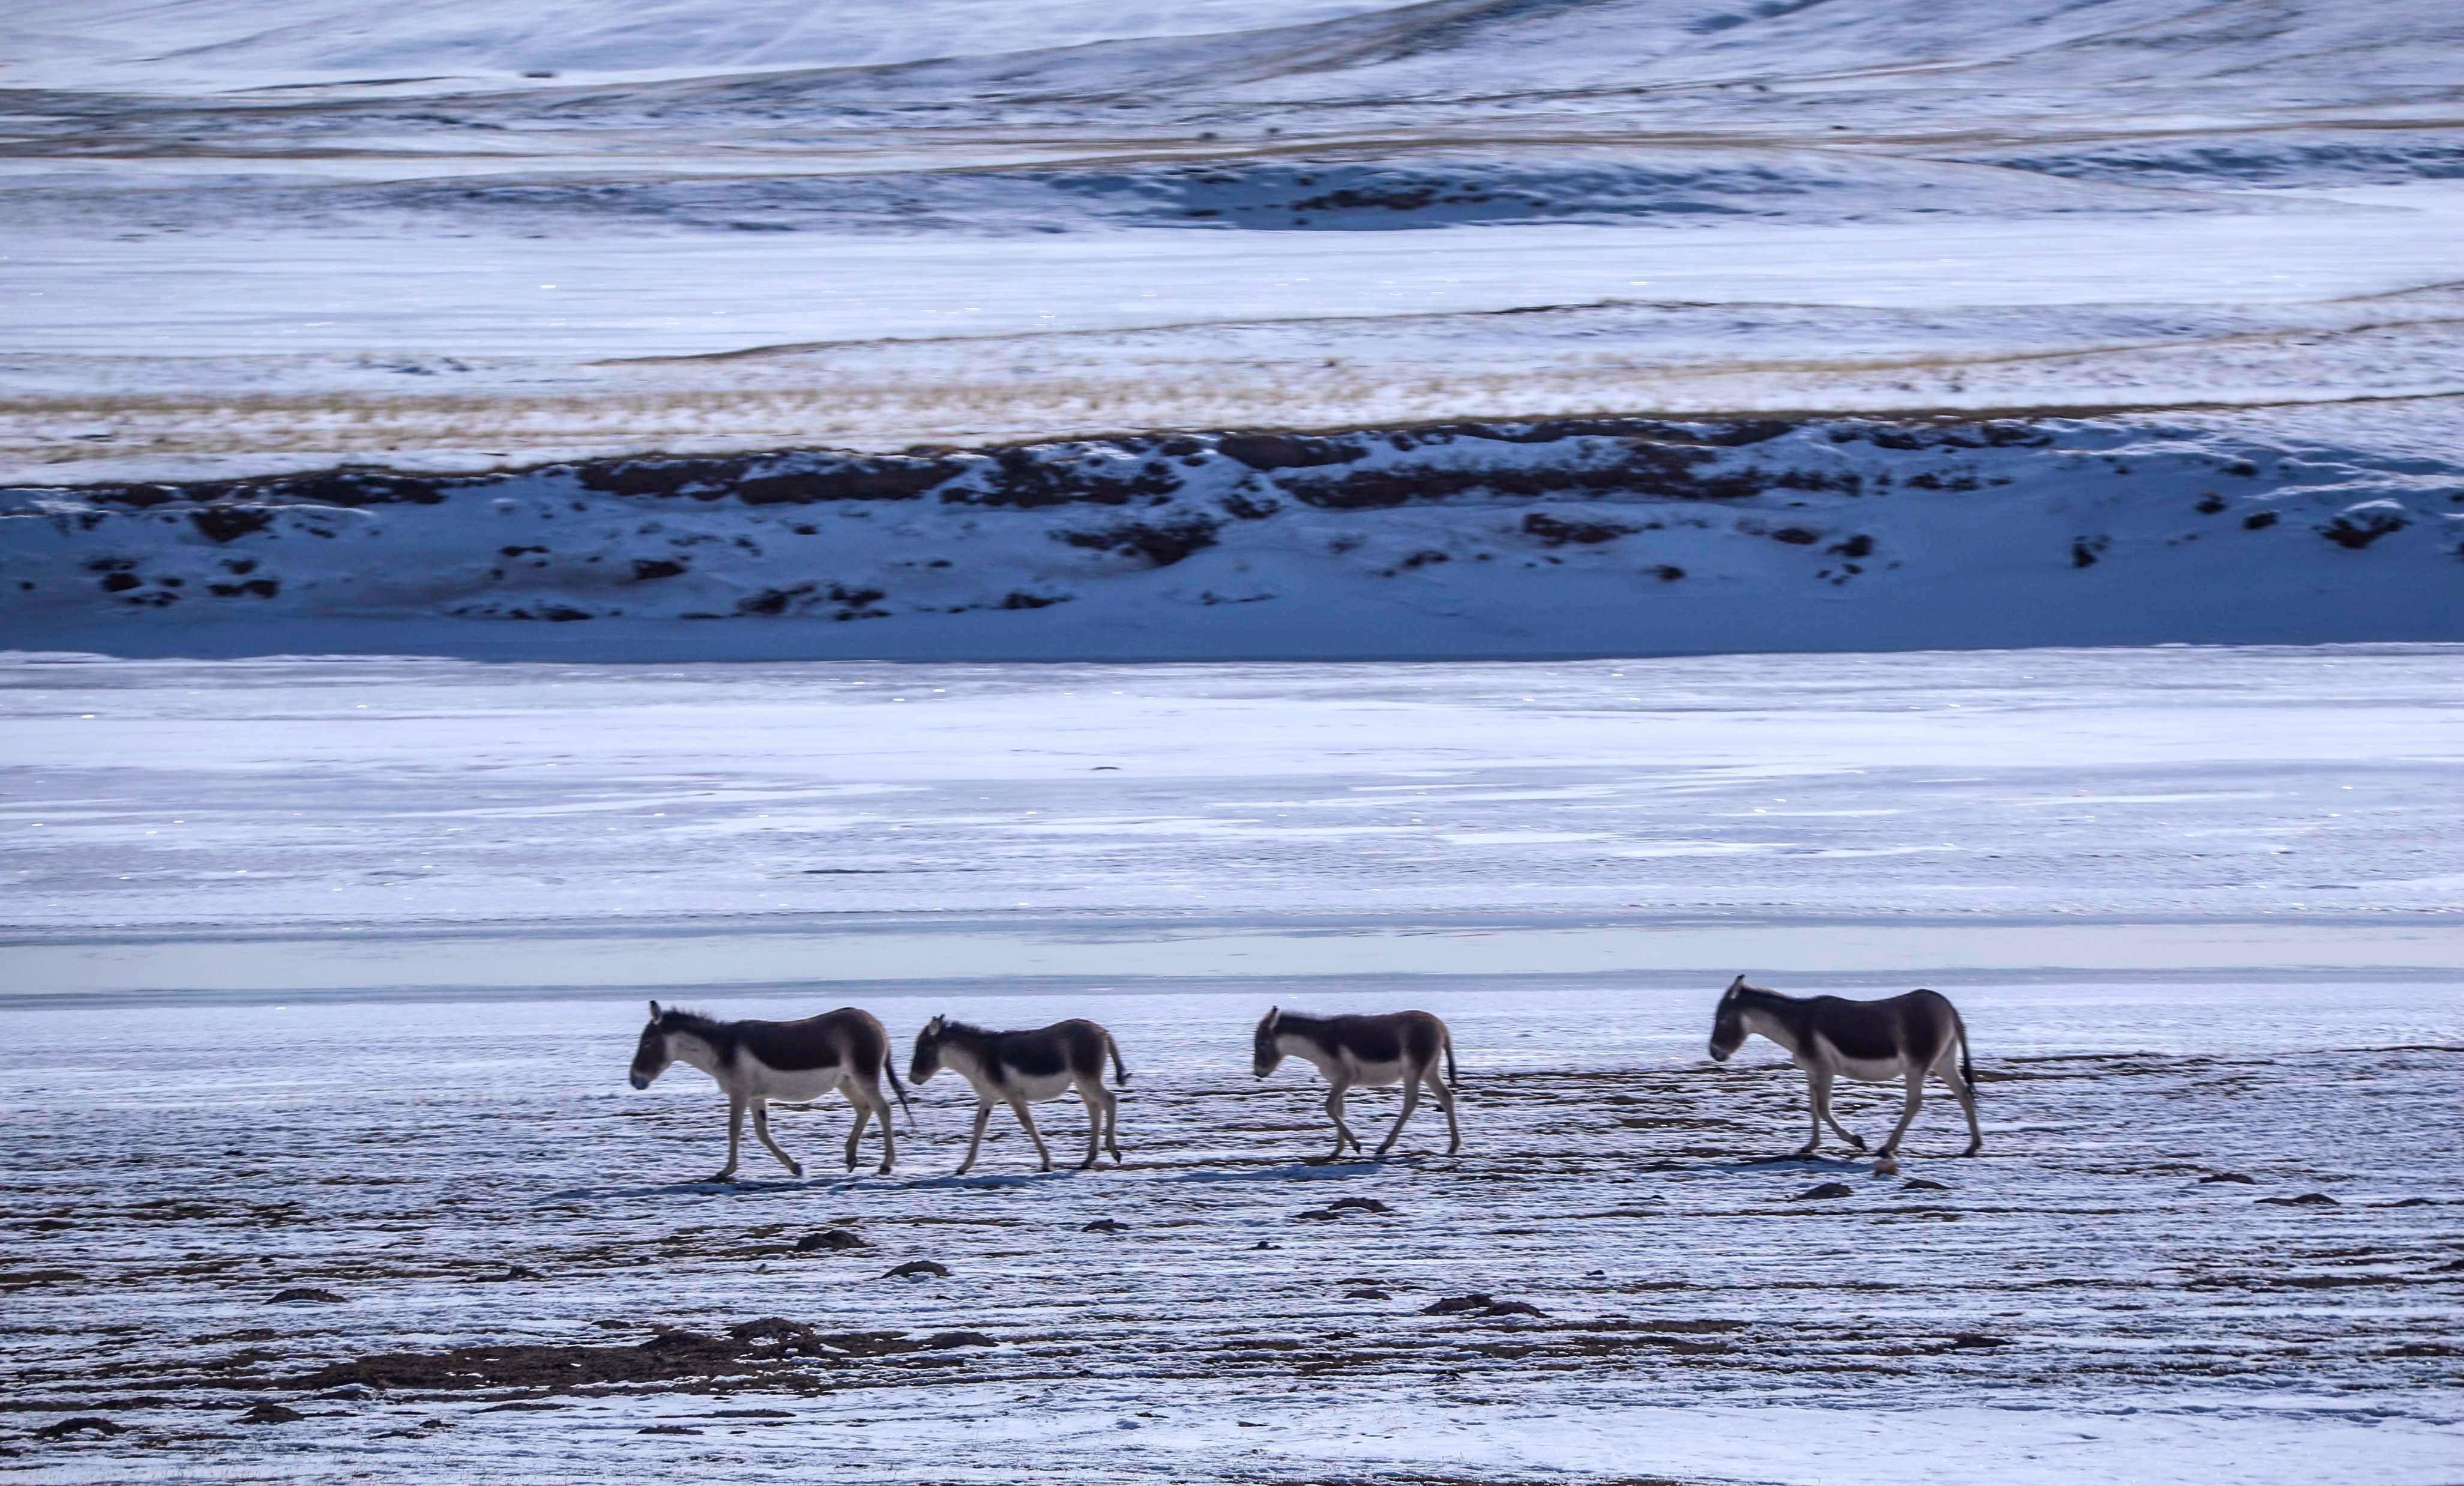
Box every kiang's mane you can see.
[655,1007,745,1059]
[932,1018,995,1040]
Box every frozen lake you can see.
[2,645,2458,1481]
[5,644,2459,991]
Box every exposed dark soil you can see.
[282,1320,995,1396]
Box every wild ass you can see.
[629,1003,911,1179]
[1707,975,1981,1166]
[909,1016,1130,1174]
[1252,1007,1460,1161]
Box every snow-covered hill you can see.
[8,414,2459,656]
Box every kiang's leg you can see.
[1376,1076,1423,1157]
[1324,1080,1360,1159]
[1077,1080,1104,1170]
[714,1096,747,1181]
[752,1101,803,1177]
[1010,1098,1053,1172]
[1797,1069,1831,1158]
[1427,1066,1462,1155]
[1877,1068,1927,1158]
[1936,1055,1983,1156]
[841,1087,871,1171]
[872,1080,899,1174]
[1819,1078,1866,1152]
[956,1101,993,1176]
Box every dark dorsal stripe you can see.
[660,1007,872,1074]
[1735,986,1954,1063]
[993,1030,1070,1080]
[1276,1011,1436,1066]
[935,1019,1107,1084]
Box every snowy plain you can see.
[3,647,2460,1482]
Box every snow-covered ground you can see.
[2,648,2459,1481]
[5,980,2460,1484]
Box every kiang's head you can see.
[630,1000,678,1089]
[909,1015,949,1086]
[1252,1006,1286,1080]
[1709,974,1757,1063]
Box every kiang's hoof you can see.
[1873,1156,1900,1177]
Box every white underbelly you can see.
[747,1062,851,1102]
[971,1069,1079,1104]
[1339,1057,1414,1087]
[1834,1056,1908,1084]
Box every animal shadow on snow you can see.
[1717,1154,1871,1175]
[900,1170,1082,1192]
[543,1174,880,1202]
[1163,1160,1419,1185]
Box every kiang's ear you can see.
[1724,975,1746,996]
[648,999,662,1020]
[1264,1006,1280,1030]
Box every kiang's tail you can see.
[1954,1009,1977,1094]
[1106,1031,1131,1087]
[1444,1032,1459,1092]
[884,1057,917,1133]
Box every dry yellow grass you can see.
[5,313,2459,480]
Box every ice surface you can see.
[5,645,2460,957]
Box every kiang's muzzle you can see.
[630,1073,649,1090]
